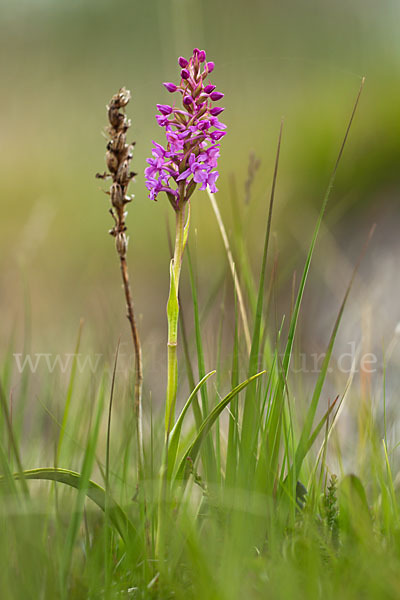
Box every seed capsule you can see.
[110,131,126,153]
[110,182,124,208]
[116,87,131,108]
[106,150,118,173]
[115,232,128,256]
[108,106,124,129]
[116,160,132,186]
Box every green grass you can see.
[2,79,400,600]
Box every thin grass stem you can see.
[207,187,252,354]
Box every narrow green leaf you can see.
[0,381,28,496]
[382,439,399,521]
[304,396,339,457]
[2,467,136,542]
[0,439,19,498]
[187,245,217,482]
[339,474,372,538]
[167,370,216,479]
[225,295,240,490]
[106,340,120,490]
[268,79,365,478]
[292,224,374,483]
[175,371,266,482]
[2,324,17,393]
[240,122,283,479]
[61,380,105,586]
[56,319,84,463]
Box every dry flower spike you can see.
[96,87,137,257]
[96,88,144,480]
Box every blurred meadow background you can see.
[1,0,400,464]
[3,2,400,599]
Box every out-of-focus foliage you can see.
[1,0,399,356]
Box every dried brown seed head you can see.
[97,87,135,242]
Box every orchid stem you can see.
[157,201,190,559]
[165,201,191,435]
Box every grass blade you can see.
[187,245,217,482]
[291,224,375,484]
[175,371,266,482]
[56,319,84,464]
[240,121,283,479]
[207,187,251,353]
[167,370,216,479]
[225,295,240,490]
[0,381,28,496]
[61,378,105,590]
[267,79,365,479]
[106,340,120,490]
[3,467,136,542]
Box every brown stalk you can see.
[96,88,144,477]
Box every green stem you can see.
[157,201,190,559]
[165,202,190,435]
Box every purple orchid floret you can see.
[163,82,177,93]
[157,104,173,115]
[210,106,224,116]
[145,48,226,208]
[209,91,224,101]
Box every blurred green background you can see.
[1,0,400,402]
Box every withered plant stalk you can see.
[96,88,144,477]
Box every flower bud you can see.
[192,49,200,71]
[157,103,173,115]
[183,95,193,106]
[181,68,190,80]
[210,91,224,101]
[210,106,224,116]
[178,56,188,68]
[198,50,206,63]
[163,82,177,93]
[204,84,216,94]
[206,61,215,73]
